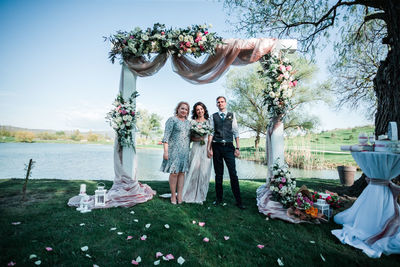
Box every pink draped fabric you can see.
[123,38,277,82]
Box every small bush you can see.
[15,131,35,142]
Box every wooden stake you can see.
[22,159,33,201]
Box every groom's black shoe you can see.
[213,200,222,205]
[236,203,246,210]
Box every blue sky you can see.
[0,0,371,133]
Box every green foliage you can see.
[70,130,83,141]
[37,132,57,140]
[1,179,399,266]
[136,109,163,141]
[87,132,99,142]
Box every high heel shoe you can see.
[171,199,177,205]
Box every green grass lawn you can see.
[1,178,398,266]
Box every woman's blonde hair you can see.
[174,101,190,118]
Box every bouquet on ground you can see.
[190,121,213,145]
[312,191,341,209]
[290,185,324,221]
[269,161,296,207]
[106,92,139,148]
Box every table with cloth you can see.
[332,151,400,258]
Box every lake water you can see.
[0,143,361,181]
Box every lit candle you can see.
[80,184,86,195]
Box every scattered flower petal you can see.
[110,227,117,231]
[7,261,16,266]
[207,207,210,210]
[145,223,151,228]
[203,237,209,242]
[165,254,174,260]
[162,256,168,261]
[310,241,315,244]
[127,236,133,240]
[140,235,147,241]
[81,246,89,251]
[198,222,205,227]
[177,256,185,265]
[86,254,92,258]
[34,260,42,265]
[257,244,265,249]
[277,258,284,266]
[79,223,85,226]
[134,219,139,223]
[156,252,163,258]
[224,236,230,240]
[29,254,37,259]
[11,222,21,225]
[154,260,160,265]
[130,211,135,214]
[136,256,142,263]
[117,232,123,235]
[266,217,269,221]
[93,265,100,267]
[164,224,170,229]
[223,203,227,206]
[192,220,196,224]
[131,260,139,265]
[320,254,326,262]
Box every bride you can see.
[182,102,213,204]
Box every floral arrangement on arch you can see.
[106,23,223,63]
[106,92,139,148]
[268,161,296,208]
[190,121,213,145]
[259,53,298,118]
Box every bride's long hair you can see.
[191,102,209,120]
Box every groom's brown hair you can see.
[216,96,226,102]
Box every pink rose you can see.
[293,80,298,86]
[281,178,286,183]
[122,110,127,115]
[286,65,292,71]
[161,31,165,35]
[279,65,286,72]
[204,31,208,35]
[199,45,204,51]
[186,42,191,47]
[131,111,135,116]
[279,184,283,189]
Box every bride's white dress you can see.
[182,131,212,204]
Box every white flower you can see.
[178,35,184,41]
[202,36,207,41]
[141,34,149,41]
[184,36,189,42]
[123,115,128,121]
[198,41,204,45]
[269,91,276,98]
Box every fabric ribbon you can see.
[365,177,400,245]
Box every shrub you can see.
[87,133,99,142]
[37,132,57,140]
[15,131,35,142]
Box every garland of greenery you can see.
[106,23,223,63]
[106,92,139,149]
[259,53,297,118]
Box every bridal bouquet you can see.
[106,92,139,148]
[190,121,212,145]
[269,161,296,207]
[259,53,297,118]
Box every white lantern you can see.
[78,195,91,213]
[314,199,332,219]
[94,183,107,207]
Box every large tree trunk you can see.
[345,1,400,196]
[255,133,260,150]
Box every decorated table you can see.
[332,151,400,258]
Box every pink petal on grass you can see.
[140,235,147,241]
[11,222,21,225]
[257,245,265,249]
[224,236,230,240]
[45,247,53,251]
[156,252,163,258]
[165,254,174,260]
[203,237,209,242]
[7,261,16,266]
[127,236,133,240]
[131,260,139,265]
[198,222,205,227]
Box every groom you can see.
[207,96,245,209]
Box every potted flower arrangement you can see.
[268,162,296,208]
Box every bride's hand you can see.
[163,152,168,160]
[207,149,213,158]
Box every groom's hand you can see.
[207,149,213,158]
[234,149,240,157]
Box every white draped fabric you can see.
[332,152,400,258]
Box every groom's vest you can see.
[212,112,234,142]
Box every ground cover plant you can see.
[0,178,398,266]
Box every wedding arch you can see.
[69,23,297,209]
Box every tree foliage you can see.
[136,109,163,139]
[226,55,330,148]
